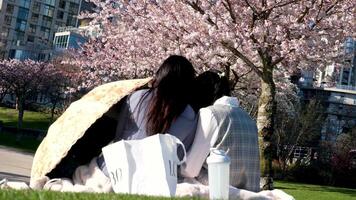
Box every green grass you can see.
[0,107,53,131]
[275,180,356,200]
[0,131,40,152]
[0,189,197,200]
[0,181,355,200]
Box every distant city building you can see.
[315,64,335,87]
[300,87,356,141]
[53,27,86,50]
[298,37,356,142]
[52,0,97,53]
[338,37,356,89]
[0,0,84,60]
[52,24,99,56]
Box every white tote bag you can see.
[102,134,186,197]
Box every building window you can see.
[59,0,66,9]
[0,28,10,38]
[0,51,5,59]
[54,34,69,48]
[32,2,40,12]
[69,2,79,14]
[18,7,29,20]
[42,16,52,27]
[19,0,31,8]
[31,13,39,22]
[4,15,12,26]
[55,20,65,28]
[15,31,25,41]
[27,35,35,43]
[43,0,55,6]
[66,15,77,27]
[57,11,64,20]
[0,39,7,48]
[40,27,51,39]
[42,5,55,17]
[6,4,15,14]
[28,24,36,34]
[38,53,47,60]
[15,19,27,32]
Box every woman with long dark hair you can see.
[143,55,196,136]
[97,55,198,173]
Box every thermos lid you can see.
[206,148,231,164]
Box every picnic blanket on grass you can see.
[1,157,294,200]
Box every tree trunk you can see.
[51,101,57,122]
[257,65,276,190]
[17,98,25,129]
[15,97,19,110]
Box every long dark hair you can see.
[192,70,231,111]
[144,55,195,136]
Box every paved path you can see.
[0,146,33,183]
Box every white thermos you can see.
[206,148,230,200]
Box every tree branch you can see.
[184,0,217,26]
[244,0,259,15]
[221,41,263,77]
[222,0,237,24]
[315,0,340,24]
[267,0,300,11]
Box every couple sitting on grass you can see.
[94,55,260,193]
[24,55,293,199]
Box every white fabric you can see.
[0,158,294,200]
[214,96,240,107]
[102,134,186,197]
[42,157,112,193]
[0,179,30,190]
[0,158,111,193]
[176,180,295,200]
[180,107,218,178]
[181,96,240,178]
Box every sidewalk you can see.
[0,146,33,183]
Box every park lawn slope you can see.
[275,180,356,200]
[0,107,52,131]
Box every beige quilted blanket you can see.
[30,78,151,187]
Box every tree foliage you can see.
[0,60,68,128]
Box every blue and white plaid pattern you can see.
[210,105,260,192]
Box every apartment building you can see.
[300,87,356,141]
[338,37,356,89]
[298,37,356,142]
[0,0,83,60]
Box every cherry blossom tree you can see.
[0,80,9,103]
[71,0,355,188]
[0,60,63,129]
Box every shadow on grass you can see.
[0,131,41,152]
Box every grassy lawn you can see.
[0,131,40,153]
[275,180,356,200]
[0,107,53,131]
[0,190,197,200]
[0,181,355,200]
